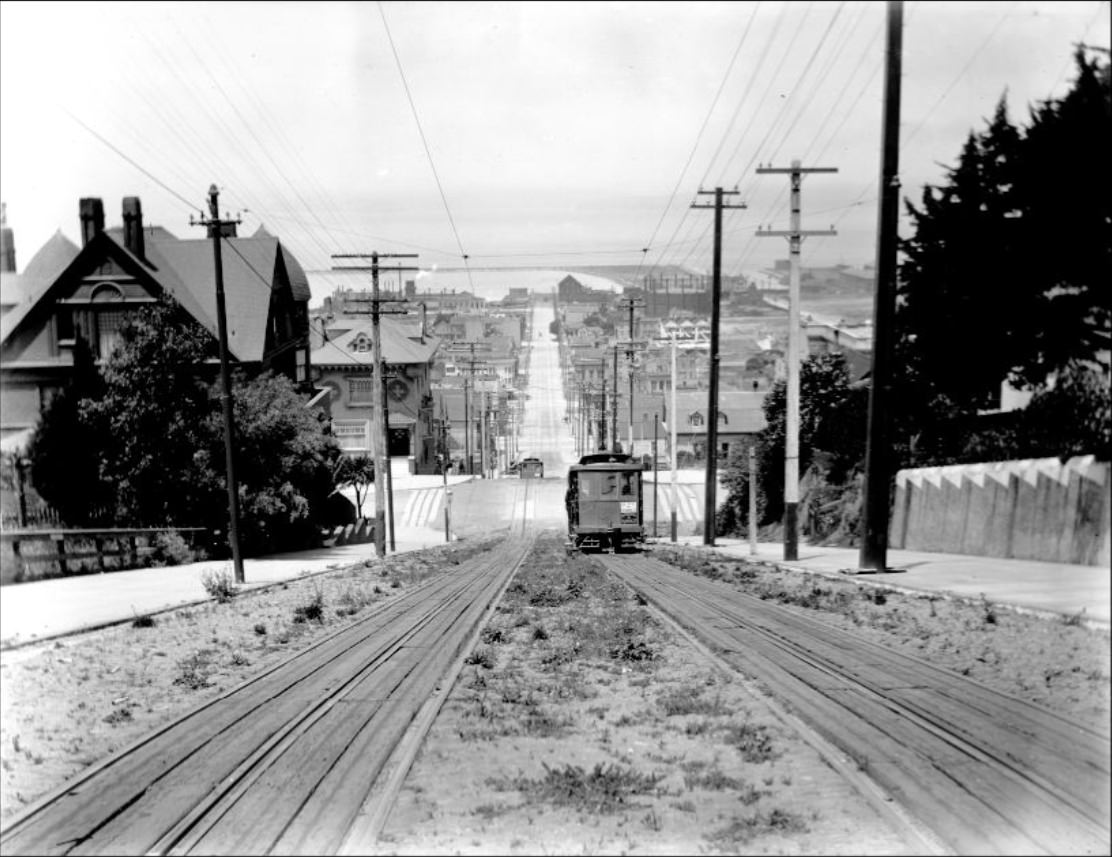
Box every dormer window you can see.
[351,334,372,353]
[689,412,704,427]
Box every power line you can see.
[61,108,204,214]
[635,2,760,286]
[378,1,475,292]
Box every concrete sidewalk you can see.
[657,536,1110,626]
[0,522,457,649]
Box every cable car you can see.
[565,451,644,552]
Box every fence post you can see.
[95,537,106,573]
[54,534,68,576]
[11,539,26,582]
[129,535,138,568]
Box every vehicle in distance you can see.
[519,457,544,478]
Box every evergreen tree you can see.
[895,50,1110,465]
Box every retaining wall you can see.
[889,456,1110,567]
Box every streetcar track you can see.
[600,553,1110,855]
[1,537,535,856]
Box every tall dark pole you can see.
[653,414,659,538]
[692,188,745,546]
[197,185,244,583]
[611,346,619,452]
[859,0,904,572]
[464,377,471,476]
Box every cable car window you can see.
[620,473,635,496]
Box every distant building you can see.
[309,315,442,472]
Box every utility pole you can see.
[599,365,608,451]
[457,341,489,475]
[617,297,645,455]
[610,345,620,451]
[692,187,746,546]
[669,331,678,542]
[331,253,416,557]
[859,0,904,573]
[192,185,244,583]
[756,162,837,561]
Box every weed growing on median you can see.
[200,569,238,603]
[721,720,781,764]
[292,587,325,624]
[173,649,214,690]
[495,762,664,813]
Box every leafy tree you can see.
[39,297,342,553]
[27,334,112,524]
[205,371,342,554]
[721,353,867,532]
[332,454,376,519]
[82,298,216,526]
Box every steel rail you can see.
[600,553,1111,856]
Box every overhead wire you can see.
[633,2,761,287]
[655,1,813,274]
[377,1,475,292]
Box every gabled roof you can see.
[105,224,179,245]
[147,235,309,362]
[1,230,310,363]
[1,231,84,343]
[311,316,440,368]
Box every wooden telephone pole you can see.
[330,253,416,556]
[691,187,746,547]
[756,163,837,561]
[191,185,244,583]
[617,297,646,454]
[859,0,904,573]
[456,341,489,475]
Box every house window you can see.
[349,378,374,404]
[332,419,370,452]
[95,310,127,359]
[351,335,372,353]
[689,412,704,427]
[718,412,728,425]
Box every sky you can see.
[1,0,1108,296]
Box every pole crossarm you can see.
[756,229,837,238]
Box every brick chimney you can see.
[0,202,15,273]
[122,197,144,258]
[79,198,104,246]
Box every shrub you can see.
[292,591,325,624]
[200,569,237,603]
[149,530,199,567]
[173,650,214,690]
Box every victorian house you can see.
[0,197,313,446]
